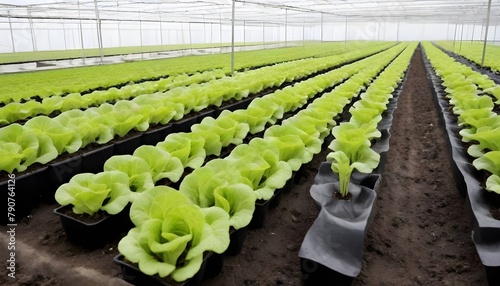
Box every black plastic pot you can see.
[113,251,223,286]
[81,143,115,173]
[114,133,143,155]
[0,166,47,225]
[44,155,83,203]
[142,124,174,146]
[249,199,271,229]
[294,162,309,185]
[54,204,133,249]
[225,227,249,256]
[269,177,295,209]
[173,116,198,133]
[196,109,216,123]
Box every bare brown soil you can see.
[0,46,490,286]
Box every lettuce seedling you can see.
[327,122,381,197]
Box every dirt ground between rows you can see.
[0,46,490,286]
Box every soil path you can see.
[352,46,487,286]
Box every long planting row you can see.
[0,69,227,125]
[299,42,417,284]
[436,41,500,73]
[0,42,391,104]
[0,42,394,126]
[0,43,395,174]
[326,43,417,197]
[422,41,500,285]
[430,43,500,107]
[52,43,409,284]
[423,41,500,193]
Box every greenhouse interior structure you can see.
[1,0,500,285]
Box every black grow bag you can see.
[299,164,381,285]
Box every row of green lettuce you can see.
[0,69,226,125]
[53,43,408,283]
[423,42,500,195]
[0,41,392,105]
[436,41,500,73]
[0,43,395,174]
[0,42,395,126]
[326,42,417,197]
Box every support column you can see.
[459,23,464,53]
[158,4,163,48]
[396,21,400,41]
[285,9,288,46]
[220,14,223,48]
[321,13,324,42]
[481,0,492,68]
[27,7,37,51]
[231,0,236,76]
[77,0,85,62]
[453,21,458,51]
[7,11,15,52]
[63,22,67,50]
[344,15,348,47]
[93,0,104,64]
[471,20,476,43]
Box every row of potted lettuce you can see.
[421,41,500,286]
[53,43,410,284]
[0,69,226,125]
[0,43,395,174]
[298,42,417,285]
[1,41,386,105]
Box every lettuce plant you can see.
[327,122,381,197]
[0,124,57,173]
[132,145,184,183]
[103,155,155,201]
[180,159,256,229]
[110,101,149,137]
[118,186,230,282]
[463,126,500,158]
[156,132,206,170]
[264,123,322,163]
[254,135,307,171]
[472,151,500,194]
[192,113,250,147]
[55,171,131,215]
[227,144,293,200]
[24,116,82,154]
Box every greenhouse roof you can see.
[0,0,499,25]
